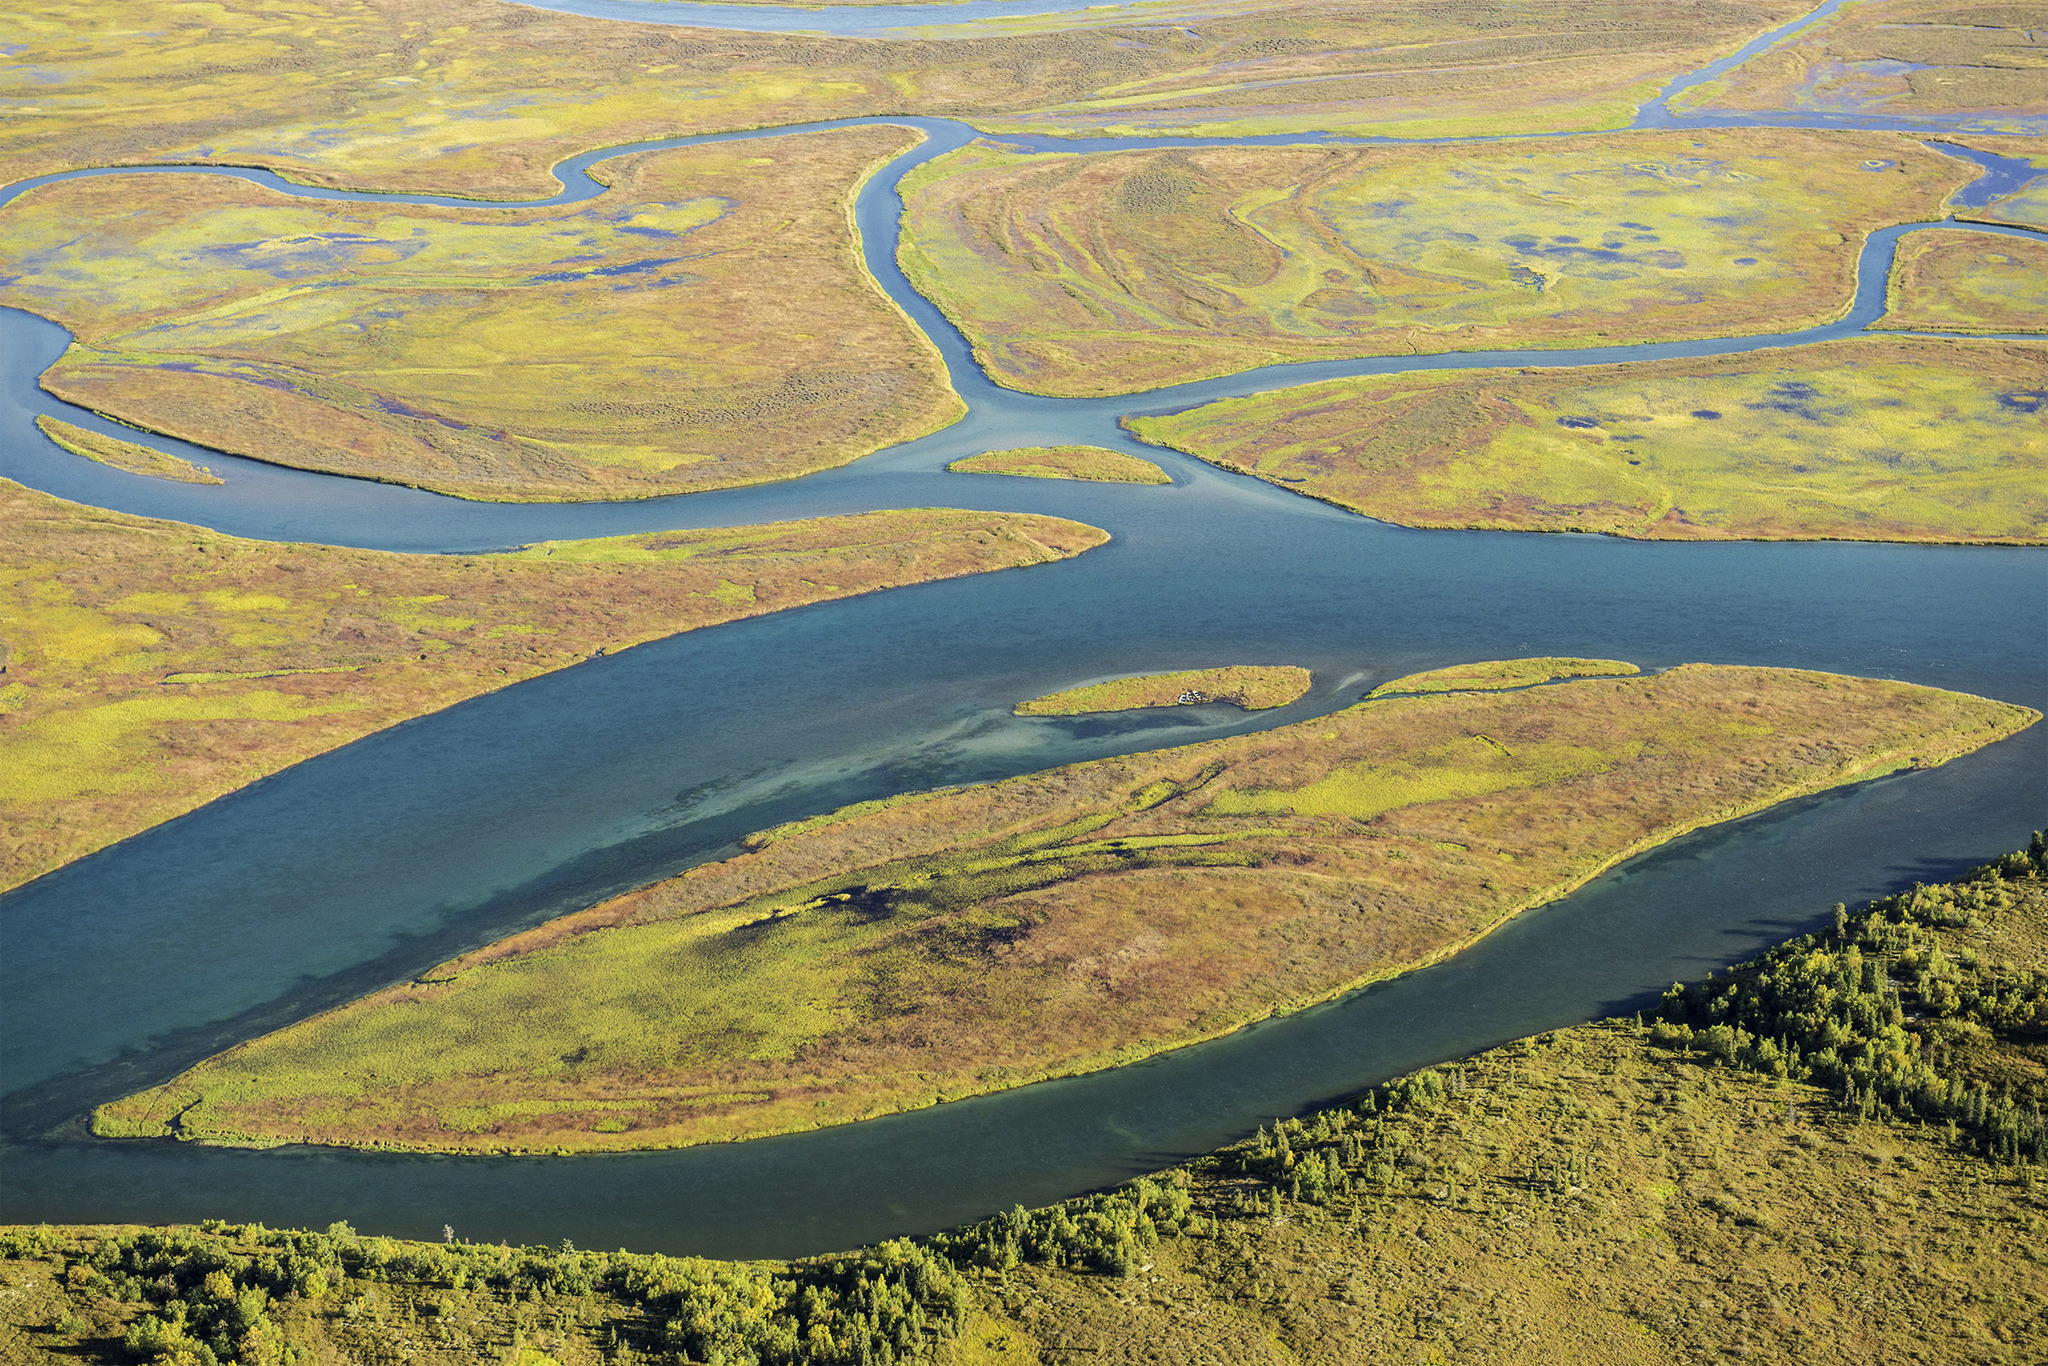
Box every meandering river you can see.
[1,0,2043,1257]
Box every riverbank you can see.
[92,664,2036,1155]
[0,480,1106,892]
[12,838,2045,1364]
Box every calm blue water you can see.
[0,0,2043,1257]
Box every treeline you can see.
[1655,830,2047,1165]
[931,1173,1202,1278]
[0,1221,968,1366]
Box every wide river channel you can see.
[0,0,2043,1258]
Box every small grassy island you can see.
[1366,657,1639,699]
[947,447,1171,485]
[33,417,222,485]
[94,663,2034,1155]
[0,481,1106,892]
[1015,665,1311,715]
[1126,336,2048,544]
[10,837,2047,1364]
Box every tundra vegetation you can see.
[1669,0,2048,132]
[94,665,2035,1154]
[1014,665,1311,714]
[11,838,2048,1365]
[1881,228,2048,333]
[5,0,1814,194]
[897,129,1972,397]
[0,478,1105,892]
[945,447,1170,484]
[1125,337,2048,543]
[0,129,962,501]
[1363,657,1638,699]
[32,416,222,485]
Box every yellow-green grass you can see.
[897,128,1972,397]
[1015,665,1310,715]
[1,128,964,502]
[1882,228,2048,333]
[1671,0,2048,130]
[33,415,221,485]
[965,0,1812,142]
[94,664,2035,1155]
[1127,336,2048,543]
[947,446,1170,484]
[3,0,1809,198]
[15,857,2048,1364]
[0,477,1106,892]
[1365,657,1638,699]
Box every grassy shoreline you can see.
[93,665,2037,1156]
[0,480,1107,893]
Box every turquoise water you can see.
[0,0,2043,1257]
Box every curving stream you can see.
[0,0,2044,1257]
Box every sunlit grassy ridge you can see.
[96,664,2035,1155]
[7,0,1812,195]
[1670,0,2048,132]
[1365,657,1639,699]
[1,128,964,502]
[32,416,222,485]
[17,846,2048,1365]
[947,447,1170,484]
[1015,665,1310,715]
[898,128,1972,397]
[0,478,1106,892]
[1882,228,2048,334]
[1127,336,2048,543]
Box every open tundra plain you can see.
[2,0,2045,1362]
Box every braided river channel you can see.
[1,0,2043,1258]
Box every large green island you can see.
[95,663,2034,1154]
